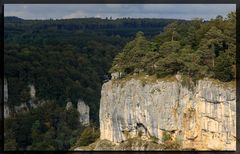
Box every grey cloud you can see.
[4,4,235,20]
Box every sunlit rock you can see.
[99,77,236,150]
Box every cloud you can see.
[105,4,124,9]
[4,4,236,20]
[23,5,28,9]
[63,11,88,19]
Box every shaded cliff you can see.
[99,75,236,150]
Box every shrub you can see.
[162,132,171,142]
[75,126,100,146]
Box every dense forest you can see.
[4,12,236,150]
[4,17,180,150]
[4,17,181,120]
[111,12,236,82]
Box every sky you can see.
[4,4,236,20]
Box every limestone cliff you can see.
[77,99,90,126]
[99,75,236,150]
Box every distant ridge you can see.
[4,16,187,36]
[5,16,24,22]
[4,16,187,21]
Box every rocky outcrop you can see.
[77,99,90,126]
[75,137,164,151]
[14,85,40,112]
[29,84,36,99]
[65,100,90,126]
[4,81,42,118]
[4,78,8,103]
[66,101,73,110]
[99,76,236,150]
[4,105,10,119]
[111,72,126,80]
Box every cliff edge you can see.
[99,75,236,150]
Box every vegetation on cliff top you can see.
[110,12,236,83]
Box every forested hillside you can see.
[4,17,179,150]
[4,17,181,120]
[4,12,236,150]
[111,12,236,82]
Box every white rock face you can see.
[4,78,8,103]
[111,72,126,80]
[4,105,10,119]
[77,99,90,126]
[29,84,36,99]
[66,101,73,110]
[99,78,236,150]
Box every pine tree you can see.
[213,53,234,82]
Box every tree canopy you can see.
[4,17,179,122]
[110,12,236,82]
[4,16,179,150]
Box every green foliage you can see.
[162,139,181,150]
[4,12,236,151]
[110,31,155,73]
[4,17,177,124]
[159,41,181,56]
[150,135,159,144]
[4,129,18,151]
[156,52,184,78]
[162,132,172,142]
[4,140,18,151]
[110,12,236,82]
[27,142,55,151]
[74,126,100,146]
[4,102,85,150]
[180,75,196,91]
[213,53,234,82]
[161,132,181,150]
[4,16,179,151]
